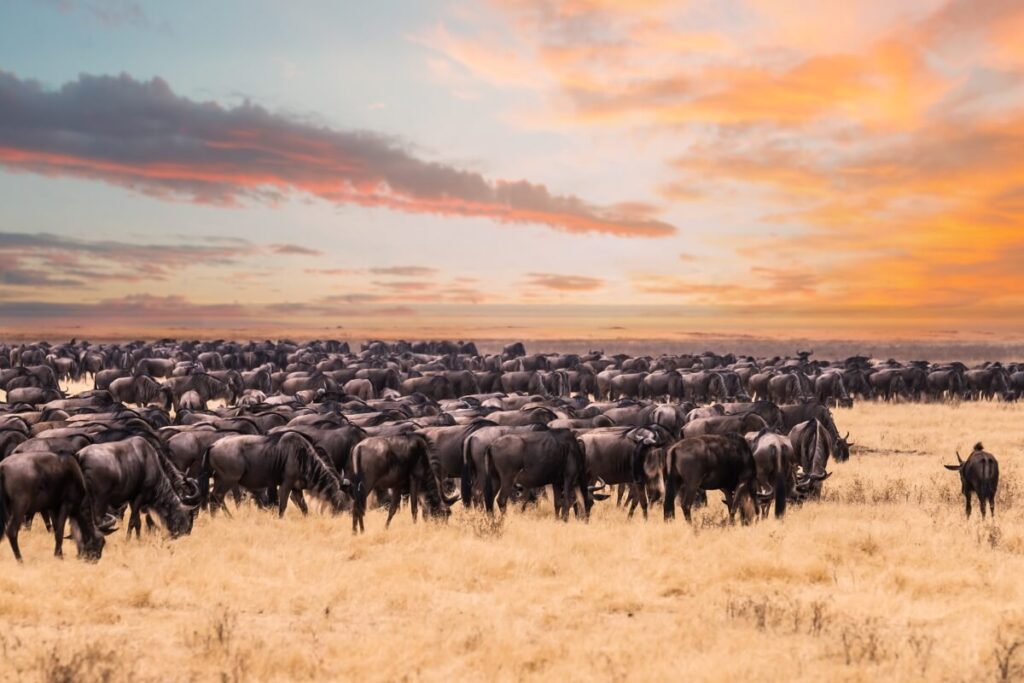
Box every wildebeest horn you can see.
[587,477,608,492]
[181,478,202,504]
[956,451,964,466]
[844,432,850,440]
[94,513,120,534]
[442,490,461,506]
[755,484,775,501]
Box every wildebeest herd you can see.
[0,339,1006,562]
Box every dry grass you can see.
[3,402,1024,681]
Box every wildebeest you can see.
[201,431,349,518]
[944,443,998,518]
[745,429,792,518]
[0,450,110,561]
[349,433,458,533]
[787,419,834,498]
[662,434,772,524]
[482,429,596,521]
[78,436,199,538]
[578,426,662,518]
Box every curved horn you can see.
[97,513,119,532]
[587,477,608,492]
[181,479,202,504]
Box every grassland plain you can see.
[2,402,1024,682]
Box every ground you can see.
[2,402,1024,682]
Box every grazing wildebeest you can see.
[416,420,497,485]
[578,426,662,519]
[944,443,998,519]
[815,371,851,408]
[662,434,772,525]
[927,368,966,401]
[482,429,596,521]
[77,436,199,538]
[745,429,793,519]
[459,424,547,507]
[164,373,237,409]
[201,431,349,518]
[0,450,110,561]
[109,375,172,409]
[787,419,834,498]
[349,433,458,533]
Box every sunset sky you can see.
[1,0,1023,340]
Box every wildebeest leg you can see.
[978,491,986,519]
[277,479,293,518]
[145,513,158,533]
[615,483,626,507]
[128,503,142,539]
[626,485,638,518]
[636,484,649,520]
[496,484,510,515]
[681,485,699,524]
[384,488,401,528]
[990,495,996,518]
[409,478,419,524]
[52,505,68,558]
[723,489,736,524]
[210,480,233,518]
[5,507,23,562]
[290,490,309,516]
[663,479,677,521]
[964,490,972,519]
[561,479,574,522]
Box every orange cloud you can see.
[525,273,605,291]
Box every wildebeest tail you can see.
[772,444,786,519]
[197,445,213,508]
[460,435,475,508]
[350,444,367,517]
[663,447,676,518]
[482,444,495,514]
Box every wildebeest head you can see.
[833,432,852,462]
[69,514,115,561]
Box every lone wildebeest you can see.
[944,443,998,519]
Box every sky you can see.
[1,0,1023,341]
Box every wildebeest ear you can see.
[944,464,961,471]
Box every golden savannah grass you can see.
[2,401,1024,682]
